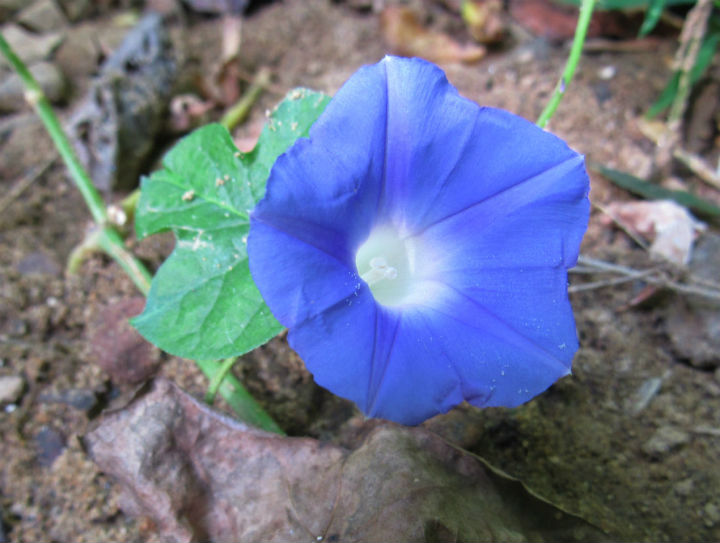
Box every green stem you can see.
[196,358,285,435]
[119,188,141,221]
[205,357,238,404]
[0,31,284,435]
[220,67,272,131]
[536,0,596,128]
[98,228,152,295]
[0,33,107,224]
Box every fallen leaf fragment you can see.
[86,297,162,384]
[603,200,706,265]
[84,379,608,542]
[462,0,506,44]
[381,6,485,64]
[509,0,634,40]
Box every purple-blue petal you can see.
[248,55,590,425]
[288,287,465,425]
[249,62,391,327]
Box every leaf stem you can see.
[536,0,596,128]
[205,357,238,404]
[198,358,285,435]
[0,31,284,435]
[220,66,272,131]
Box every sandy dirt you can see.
[1,0,719,541]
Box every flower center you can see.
[355,226,416,307]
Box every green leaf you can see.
[638,0,665,37]
[132,89,331,360]
[556,0,693,11]
[593,164,720,219]
[646,30,720,118]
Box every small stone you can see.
[16,251,62,276]
[0,113,54,181]
[667,301,720,369]
[38,388,98,411]
[55,0,90,21]
[0,0,26,22]
[642,426,690,458]
[17,0,68,33]
[598,65,616,80]
[674,477,694,497]
[704,503,720,527]
[0,24,64,69]
[0,374,24,404]
[35,425,66,467]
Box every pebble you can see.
[55,0,91,22]
[35,425,66,467]
[0,374,24,404]
[598,65,616,80]
[0,24,64,69]
[16,251,62,276]
[704,503,720,527]
[642,426,690,458]
[38,388,98,412]
[17,0,68,33]
[674,477,694,497]
[0,61,68,113]
[626,376,663,415]
[0,0,25,22]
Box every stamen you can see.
[361,256,398,286]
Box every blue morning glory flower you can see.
[248,56,590,425]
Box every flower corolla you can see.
[248,56,590,425]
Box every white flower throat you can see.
[355,226,418,307]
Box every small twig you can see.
[667,0,712,127]
[0,157,55,214]
[592,201,650,251]
[639,118,720,191]
[582,37,665,53]
[568,271,656,293]
[654,0,713,174]
[536,0,596,128]
[573,254,720,301]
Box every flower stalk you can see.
[536,0,596,128]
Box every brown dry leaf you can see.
[84,379,607,543]
[462,0,506,45]
[603,200,705,265]
[509,0,633,40]
[86,297,162,385]
[381,6,485,64]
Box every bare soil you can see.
[1,1,719,541]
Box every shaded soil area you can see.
[1,0,720,541]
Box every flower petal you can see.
[375,57,584,236]
[249,63,391,327]
[416,153,589,275]
[288,286,465,425]
[249,56,591,425]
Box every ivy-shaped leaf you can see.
[132,89,331,360]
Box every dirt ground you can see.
[1,0,720,541]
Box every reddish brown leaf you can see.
[86,297,162,385]
[509,0,635,40]
[381,6,485,64]
[84,379,607,542]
